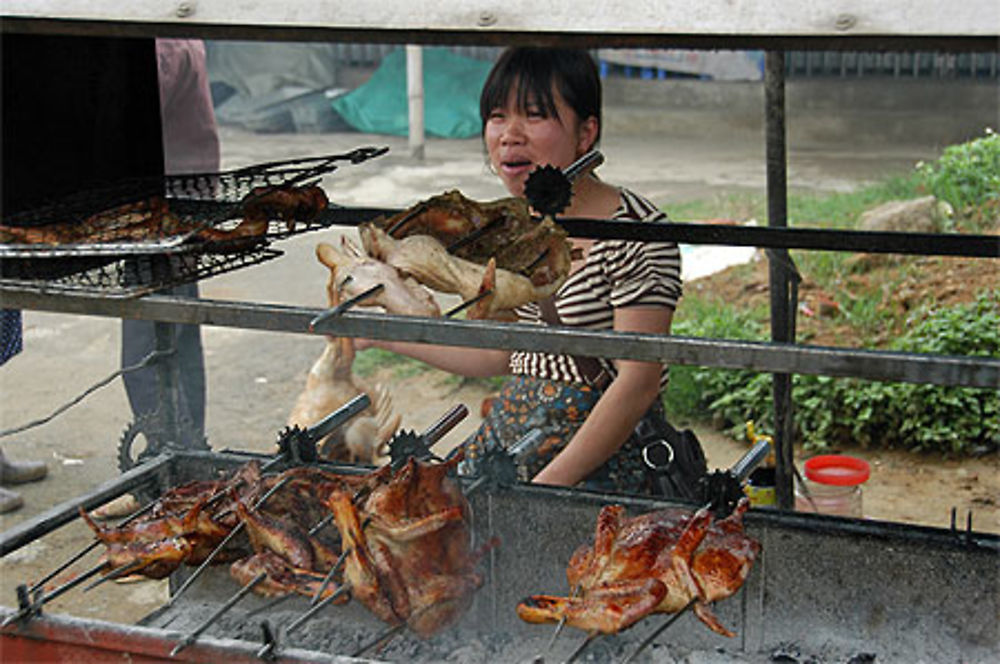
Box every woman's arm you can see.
[531,305,673,487]
[356,337,512,378]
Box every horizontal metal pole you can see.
[2,289,996,389]
[0,453,173,558]
[559,219,1000,258]
[223,204,1000,258]
[3,18,997,53]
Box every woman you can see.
[359,47,686,494]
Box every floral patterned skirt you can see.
[458,374,654,495]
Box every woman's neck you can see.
[564,174,621,219]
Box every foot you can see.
[0,455,48,486]
[90,493,141,520]
[0,487,23,514]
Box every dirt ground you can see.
[1,123,997,629]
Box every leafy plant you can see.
[915,128,1000,219]
[669,292,1000,455]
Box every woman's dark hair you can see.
[480,48,602,144]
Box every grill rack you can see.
[0,247,284,298]
[0,147,388,295]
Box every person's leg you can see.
[120,282,205,439]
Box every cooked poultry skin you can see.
[326,455,489,637]
[517,499,760,637]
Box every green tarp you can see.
[331,47,492,139]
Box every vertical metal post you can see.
[153,320,181,445]
[764,51,796,510]
[406,44,425,160]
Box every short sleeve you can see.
[604,240,682,309]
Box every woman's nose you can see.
[500,116,525,144]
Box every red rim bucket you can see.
[804,455,870,486]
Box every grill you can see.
[1,448,997,663]
[0,148,387,297]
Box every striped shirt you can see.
[509,188,682,387]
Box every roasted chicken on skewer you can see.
[517,498,759,637]
[374,190,571,288]
[360,224,564,320]
[287,270,402,464]
[0,183,327,247]
[326,453,491,637]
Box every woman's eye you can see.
[526,106,545,118]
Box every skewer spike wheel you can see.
[523,164,572,217]
[118,414,209,501]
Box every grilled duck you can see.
[360,224,564,320]
[79,496,226,579]
[1,183,327,247]
[374,190,571,289]
[287,270,401,464]
[240,184,328,232]
[326,454,489,637]
[517,499,759,637]
[316,237,441,318]
[230,550,349,602]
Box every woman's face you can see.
[484,84,597,197]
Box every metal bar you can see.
[162,199,1000,257]
[765,50,796,511]
[0,453,173,557]
[554,219,1000,258]
[310,548,350,606]
[2,290,996,389]
[284,584,351,637]
[26,494,159,595]
[166,474,293,607]
[620,598,697,664]
[170,572,267,656]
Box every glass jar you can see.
[794,455,870,518]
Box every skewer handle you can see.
[730,438,772,484]
[421,404,469,447]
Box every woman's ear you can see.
[577,116,599,154]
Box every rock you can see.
[858,196,952,233]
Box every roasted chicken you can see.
[326,454,490,637]
[1,183,327,247]
[374,190,571,289]
[316,237,441,318]
[360,224,564,319]
[517,499,760,637]
[286,278,401,464]
[240,184,329,232]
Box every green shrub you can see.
[666,292,1000,455]
[916,128,1000,216]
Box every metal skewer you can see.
[309,283,385,331]
[165,474,293,608]
[170,571,268,656]
[564,630,600,664]
[386,202,427,236]
[25,488,159,597]
[81,558,154,592]
[522,247,550,276]
[310,547,351,606]
[283,583,352,637]
[446,216,505,254]
[1,561,109,627]
[444,289,492,318]
[619,598,697,664]
[352,620,408,658]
